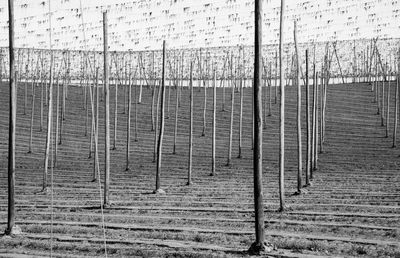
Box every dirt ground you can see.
[0,81,399,257]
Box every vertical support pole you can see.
[211,69,216,176]
[188,62,193,186]
[173,61,179,154]
[238,75,243,158]
[305,49,311,186]
[278,0,286,212]
[155,40,167,193]
[248,0,266,253]
[103,11,110,207]
[126,65,132,171]
[386,70,390,138]
[6,0,18,235]
[394,72,399,147]
[294,21,302,193]
[43,53,54,192]
[227,78,234,166]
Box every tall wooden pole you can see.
[393,73,399,147]
[173,62,179,154]
[305,49,311,186]
[155,41,167,193]
[103,11,110,207]
[6,0,19,235]
[238,77,243,158]
[386,72,390,138]
[294,21,302,193]
[248,0,266,253]
[211,69,216,176]
[126,65,132,171]
[188,62,193,186]
[278,0,286,212]
[42,53,54,192]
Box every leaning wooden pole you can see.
[155,41,167,194]
[42,53,54,192]
[305,49,311,186]
[248,0,266,253]
[227,78,235,166]
[278,0,286,212]
[28,75,37,154]
[294,20,302,194]
[6,0,18,235]
[103,11,110,206]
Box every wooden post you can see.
[275,50,278,104]
[238,76,243,158]
[305,49,311,186]
[381,79,385,127]
[211,69,216,176]
[188,62,193,185]
[40,65,44,131]
[248,0,266,252]
[319,65,323,153]
[54,74,60,167]
[42,53,54,192]
[268,61,272,116]
[126,65,132,171]
[227,78,235,166]
[278,0,286,212]
[103,11,110,207]
[113,67,118,150]
[6,0,19,235]
[155,41,167,193]
[202,59,207,137]
[93,67,100,181]
[393,73,399,147]
[311,66,316,178]
[315,71,319,169]
[151,80,156,131]
[173,61,180,154]
[386,73,390,138]
[153,81,161,163]
[294,21,302,193]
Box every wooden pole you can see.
[6,0,18,235]
[278,0,286,212]
[153,81,161,163]
[113,67,118,150]
[227,78,235,166]
[211,69,216,176]
[248,0,266,252]
[275,50,278,104]
[28,75,37,154]
[103,11,110,207]
[40,65,44,131]
[173,61,180,154]
[202,60,207,136]
[268,61,272,116]
[42,53,54,192]
[319,65,324,154]
[155,41,167,193]
[238,76,243,159]
[54,74,60,167]
[188,62,193,185]
[93,67,100,181]
[305,49,311,186]
[386,75,390,138]
[393,73,399,147]
[294,20,302,193]
[126,65,132,171]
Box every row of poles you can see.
[5,0,400,254]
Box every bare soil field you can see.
[0,81,399,257]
